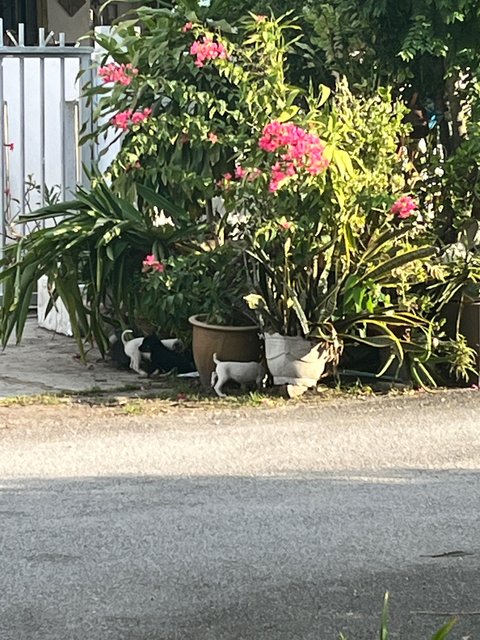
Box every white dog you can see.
[121,330,182,376]
[211,353,266,397]
[121,330,149,376]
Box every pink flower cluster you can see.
[259,121,329,192]
[98,63,138,86]
[189,37,228,68]
[220,166,261,187]
[142,254,165,273]
[111,108,152,131]
[391,195,417,219]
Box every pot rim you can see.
[264,332,325,344]
[188,314,258,332]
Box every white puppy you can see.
[211,352,266,397]
[121,330,183,376]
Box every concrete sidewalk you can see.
[0,318,147,397]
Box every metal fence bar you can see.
[39,27,45,207]
[0,19,4,269]
[59,33,66,202]
[0,47,93,57]
[18,24,25,225]
[0,58,4,263]
[78,54,93,187]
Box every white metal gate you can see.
[0,19,94,260]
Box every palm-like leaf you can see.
[0,181,202,357]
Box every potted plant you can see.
[220,80,445,391]
[138,242,261,388]
[244,206,438,391]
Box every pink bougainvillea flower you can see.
[208,132,218,144]
[259,120,328,191]
[248,168,262,181]
[223,172,233,182]
[142,254,165,273]
[285,162,297,177]
[182,22,193,33]
[111,109,133,131]
[189,37,228,68]
[98,63,138,86]
[391,195,417,219]
[269,161,289,192]
[111,108,151,130]
[234,165,247,179]
[279,220,293,230]
[131,107,152,124]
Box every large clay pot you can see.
[189,314,261,389]
[264,332,330,387]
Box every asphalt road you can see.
[1,390,480,640]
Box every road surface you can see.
[1,390,480,639]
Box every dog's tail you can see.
[121,329,133,346]
[212,352,220,366]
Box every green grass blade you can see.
[430,617,457,640]
[380,591,389,640]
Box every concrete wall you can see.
[46,0,90,44]
[45,1,140,44]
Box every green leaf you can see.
[430,617,457,640]
[380,591,389,640]
[136,184,188,222]
[332,148,355,178]
[277,106,300,123]
[359,247,438,284]
[317,83,331,108]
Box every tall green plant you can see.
[0,180,201,356]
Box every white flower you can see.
[152,208,174,227]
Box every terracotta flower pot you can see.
[189,314,261,389]
[264,332,331,387]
